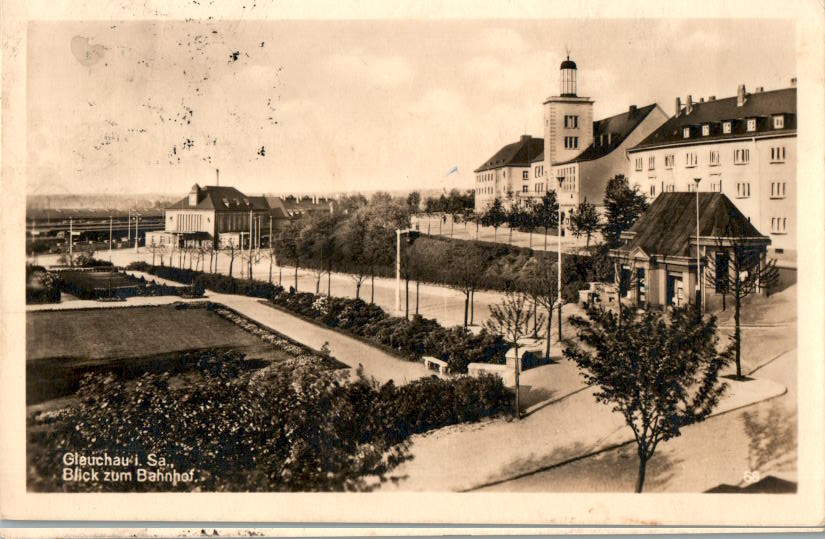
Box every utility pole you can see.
[68,217,73,266]
[249,209,253,279]
[557,202,562,341]
[128,209,131,242]
[134,213,139,253]
[109,215,113,262]
[395,228,401,313]
[694,177,702,310]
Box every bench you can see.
[423,356,450,375]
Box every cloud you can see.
[326,50,414,87]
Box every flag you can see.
[445,165,459,176]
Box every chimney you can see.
[599,133,604,146]
[755,86,764,93]
[628,104,637,116]
[216,168,220,186]
[791,77,797,87]
[699,97,704,103]
[686,95,693,114]
[708,96,716,101]
[675,96,682,116]
[607,132,612,145]
[737,84,746,106]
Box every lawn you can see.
[26,304,326,404]
[27,304,264,362]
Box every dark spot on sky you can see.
[257,146,265,157]
[70,36,107,67]
[260,42,265,47]
[229,51,240,62]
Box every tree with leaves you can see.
[703,222,780,378]
[517,199,537,250]
[602,174,649,248]
[276,219,304,292]
[406,190,421,215]
[533,190,560,252]
[481,197,506,244]
[564,305,731,492]
[485,290,545,420]
[568,200,601,250]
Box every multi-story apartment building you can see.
[473,135,544,211]
[474,56,667,233]
[626,84,796,256]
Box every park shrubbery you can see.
[27,352,510,492]
[26,265,61,304]
[57,269,182,300]
[125,262,509,372]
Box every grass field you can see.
[26,304,326,404]
[27,304,266,361]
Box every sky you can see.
[26,18,795,197]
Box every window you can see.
[649,184,656,197]
[648,156,655,170]
[665,183,676,193]
[522,171,529,180]
[685,152,698,167]
[664,154,675,169]
[770,182,787,199]
[771,217,788,234]
[709,150,720,166]
[773,115,785,129]
[564,115,579,128]
[683,127,690,138]
[770,146,786,162]
[635,157,643,171]
[723,121,732,134]
[747,118,756,132]
[522,185,528,193]
[736,182,751,198]
[733,148,750,164]
[702,124,710,136]
[564,136,579,149]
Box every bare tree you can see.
[447,242,487,329]
[704,222,780,378]
[524,256,559,361]
[485,290,545,420]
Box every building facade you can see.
[146,184,271,250]
[610,192,771,310]
[473,55,668,233]
[473,135,544,211]
[626,84,796,257]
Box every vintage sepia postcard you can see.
[1,0,824,530]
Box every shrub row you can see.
[27,353,511,492]
[126,262,508,373]
[57,270,183,301]
[25,265,61,304]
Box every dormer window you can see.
[222,197,230,207]
[701,124,710,136]
[723,121,732,134]
[243,198,250,206]
[773,115,785,129]
[746,118,756,132]
[682,127,690,139]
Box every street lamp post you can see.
[693,177,702,310]
[395,227,411,314]
[556,176,564,342]
[134,213,140,253]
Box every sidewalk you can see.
[376,356,787,492]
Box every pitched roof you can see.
[475,135,544,172]
[630,87,796,151]
[530,150,544,164]
[555,104,658,165]
[168,185,270,212]
[616,192,768,258]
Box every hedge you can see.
[27,352,511,492]
[126,262,508,373]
